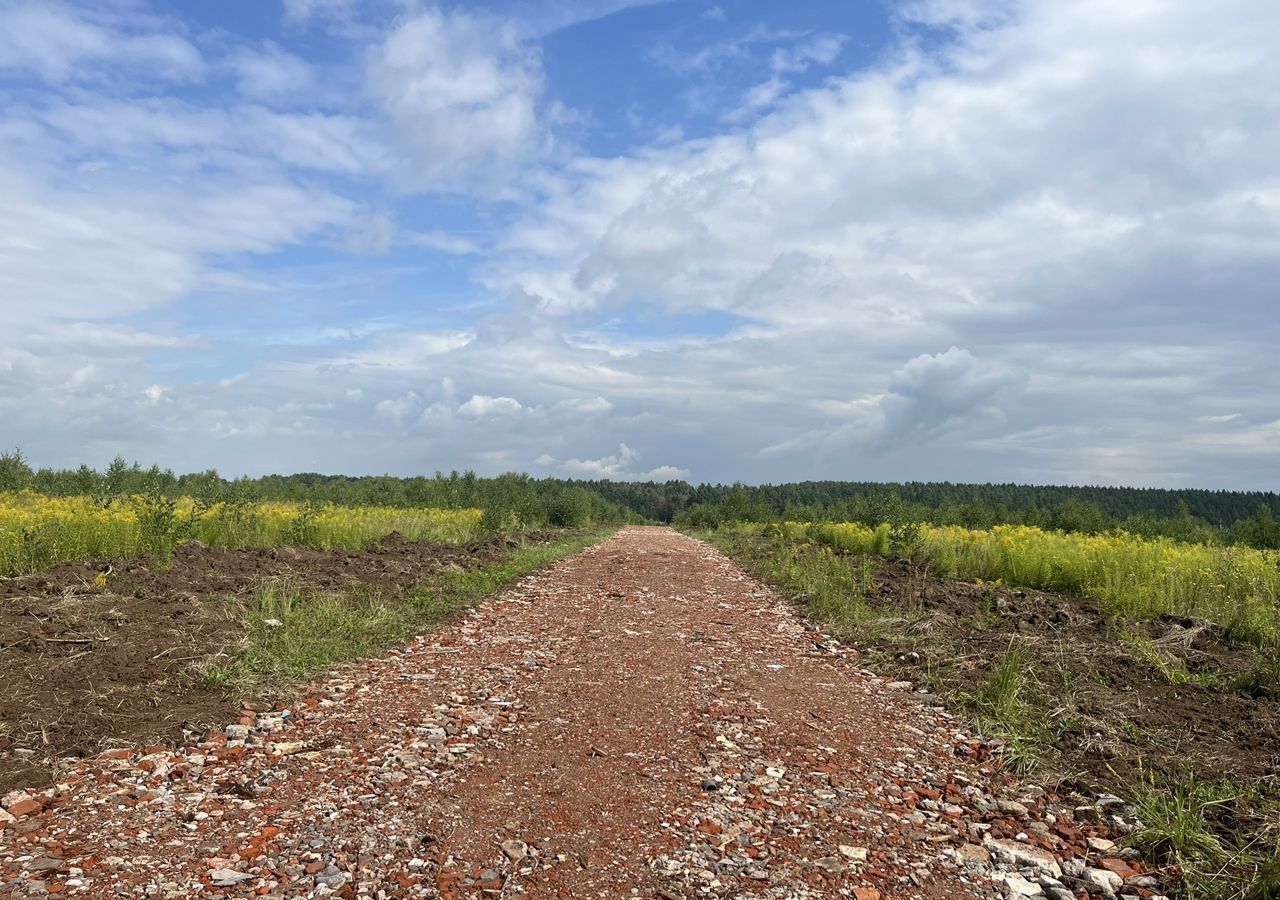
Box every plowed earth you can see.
[1,528,1136,898]
[0,535,510,793]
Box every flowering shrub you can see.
[0,491,482,575]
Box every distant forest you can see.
[2,450,1277,549]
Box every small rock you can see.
[986,838,1063,878]
[315,863,349,889]
[838,846,869,862]
[1099,858,1138,880]
[209,868,255,887]
[1005,873,1044,897]
[1081,867,1124,897]
[225,724,250,741]
[1074,805,1101,823]
[1126,875,1160,888]
[1,792,41,818]
[1087,836,1117,853]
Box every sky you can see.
[0,0,1277,488]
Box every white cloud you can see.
[560,443,689,481]
[404,229,482,255]
[0,2,204,83]
[769,33,846,73]
[555,396,612,415]
[226,42,314,100]
[375,391,420,422]
[1,0,1278,488]
[0,133,358,332]
[458,394,524,417]
[366,9,546,191]
[282,0,356,25]
[878,347,1025,445]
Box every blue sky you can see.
[1,0,1277,487]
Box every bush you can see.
[547,490,592,528]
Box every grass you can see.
[703,529,903,644]
[201,531,607,696]
[1125,776,1280,900]
[956,644,1049,773]
[1118,629,1232,690]
[811,521,1280,647]
[0,490,484,575]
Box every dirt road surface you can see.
[0,528,1095,898]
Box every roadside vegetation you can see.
[0,492,483,575]
[701,522,1280,899]
[203,531,605,697]
[812,520,1280,646]
[4,448,1280,551]
[0,449,633,575]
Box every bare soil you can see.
[863,556,1280,787]
[0,534,511,793]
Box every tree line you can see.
[1,450,1276,548]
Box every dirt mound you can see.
[0,537,509,793]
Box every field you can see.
[703,521,1280,900]
[0,491,483,575]
[0,489,603,793]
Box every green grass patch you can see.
[956,645,1053,773]
[701,529,905,643]
[203,531,607,696]
[1118,629,1232,691]
[1125,775,1280,900]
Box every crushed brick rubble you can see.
[1,527,1167,899]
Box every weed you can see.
[811,522,1280,647]
[957,644,1047,773]
[209,532,605,696]
[1128,777,1229,889]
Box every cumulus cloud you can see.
[458,395,524,417]
[560,444,689,481]
[555,396,612,415]
[761,348,1024,460]
[366,8,546,191]
[878,347,1025,446]
[1,0,1277,487]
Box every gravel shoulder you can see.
[1,528,1138,898]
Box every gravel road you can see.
[0,527,1130,899]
